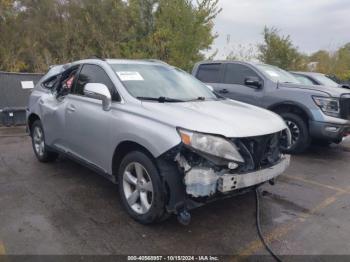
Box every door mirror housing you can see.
[244,77,262,89]
[84,83,112,111]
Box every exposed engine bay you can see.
[175,132,290,198]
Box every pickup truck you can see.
[193,61,350,153]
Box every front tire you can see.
[118,151,168,224]
[31,120,59,162]
[280,112,311,154]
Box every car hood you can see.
[141,99,286,138]
[280,82,347,97]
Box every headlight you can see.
[177,128,244,163]
[313,96,339,117]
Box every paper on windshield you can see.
[116,71,144,81]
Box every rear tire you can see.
[31,120,59,162]
[280,112,310,154]
[118,151,168,224]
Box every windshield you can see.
[256,64,301,84]
[292,74,315,85]
[109,63,217,101]
[313,74,339,88]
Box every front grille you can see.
[233,132,282,173]
[340,94,350,120]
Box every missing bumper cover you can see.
[184,167,218,197]
[218,155,290,193]
[181,155,290,198]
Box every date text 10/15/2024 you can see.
[127,256,220,261]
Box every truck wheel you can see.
[31,120,59,162]
[118,151,168,224]
[280,112,310,154]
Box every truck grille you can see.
[340,94,350,120]
[232,132,282,173]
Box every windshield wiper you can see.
[137,96,185,103]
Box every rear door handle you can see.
[219,88,229,94]
[67,105,76,112]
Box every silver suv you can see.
[27,59,290,224]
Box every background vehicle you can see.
[27,58,290,224]
[193,61,350,153]
[291,71,350,89]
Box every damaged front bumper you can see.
[156,132,290,214]
[218,155,290,192]
[184,155,290,198]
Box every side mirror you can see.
[244,76,262,89]
[84,83,112,111]
[206,84,214,91]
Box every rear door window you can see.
[224,64,260,85]
[196,64,222,83]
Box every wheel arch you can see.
[268,101,311,124]
[112,140,182,214]
[27,113,40,135]
[112,140,157,179]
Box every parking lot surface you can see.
[1,126,350,256]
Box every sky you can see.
[211,0,350,59]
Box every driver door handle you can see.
[219,88,229,94]
[67,104,76,113]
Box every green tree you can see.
[122,0,220,71]
[309,50,334,73]
[310,44,350,81]
[225,43,257,61]
[0,0,29,71]
[152,0,220,70]
[258,26,306,70]
[333,44,350,80]
[0,0,14,20]
[0,0,220,73]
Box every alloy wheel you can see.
[33,126,45,157]
[285,120,300,146]
[122,162,153,214]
